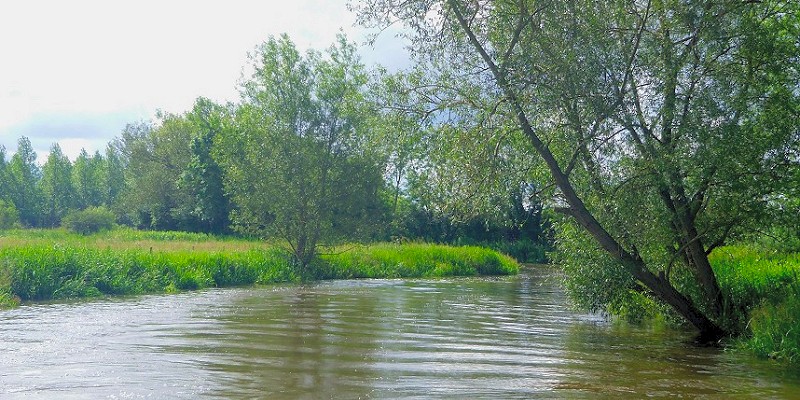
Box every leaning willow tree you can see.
[355,0,800,339]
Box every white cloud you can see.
[0,0,409,159]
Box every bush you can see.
[0,200,19,229]
[62,207,116,235]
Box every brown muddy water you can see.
[1,268,798,399]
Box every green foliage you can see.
[0,146,8,203]
[218,34,387,269]
[102,227,217,242]
[711,246,800,335]
[745,296,800,364]
[356,0,800,336]
[104,144,126,208]
[177,98,232,234]
[322,243,519,279]
[61,207,116,235]
[0,199,19,230]
[552,221,637,313]
[484,240,550,264]
[0,265,19,308]
[72,149,106,209]
[8,137,42,227]
[651,245,800,363]
[39,143,76,227]
[0,229,516,303]
[0,244,296,301]
[117,119,199,230]
[605,290,667,325]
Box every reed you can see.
[0,244,294,301]
[0,229,519,305]
[322,242,520,278]
[710,246,800,364]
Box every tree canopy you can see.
[355,0,800,338]
[216,34,387,270]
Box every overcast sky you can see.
[0,0,408,161]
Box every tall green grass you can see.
[322,243,519,278]
[710,246,800,364]
[746,297,800,364]
[0,229,519,306]
[1,245,295,301]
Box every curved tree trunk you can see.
[447,0,726,340]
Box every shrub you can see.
[62,207,116,235]
[0,200,19,230]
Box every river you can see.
[1,268,798,399]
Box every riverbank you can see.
[711,246,800,364]
[0,228,518,307]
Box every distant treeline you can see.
[0,36,550,265]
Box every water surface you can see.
[1,268,798,398]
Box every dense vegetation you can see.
[710,246,800,363]
[354,0,800,342]
[0,0,797,364]
[0,229,518,306]
[0,36,549,266]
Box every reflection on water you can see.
[1,268,798,399]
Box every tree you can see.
[356,0,800,339]
[117,118,194,230]
[103,143,126,208]
[7,137,42,227]
[178,98,232,234]
[73,149,106,209]
[40,143,76,227]
[367,70,432,231]
[217,34,386,272]
[0,148,17,229]
[0,199,19,229]
[0,146,8,201]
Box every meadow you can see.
[0,228,519,305]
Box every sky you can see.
[0,0,408,161]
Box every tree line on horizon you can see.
[0,35,549,269]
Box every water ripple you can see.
[1,271,799,399]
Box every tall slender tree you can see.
[72,149,105,209]
[7,137,42,227]
[103,143,126,208]
[0,145,8,201]
[40,143,76,227]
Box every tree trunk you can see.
[448,0,726,340]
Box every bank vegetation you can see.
[0,228,518,306]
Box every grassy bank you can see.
[0,229,518,307]
[321,242,519,278]
[710,246,800,364]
